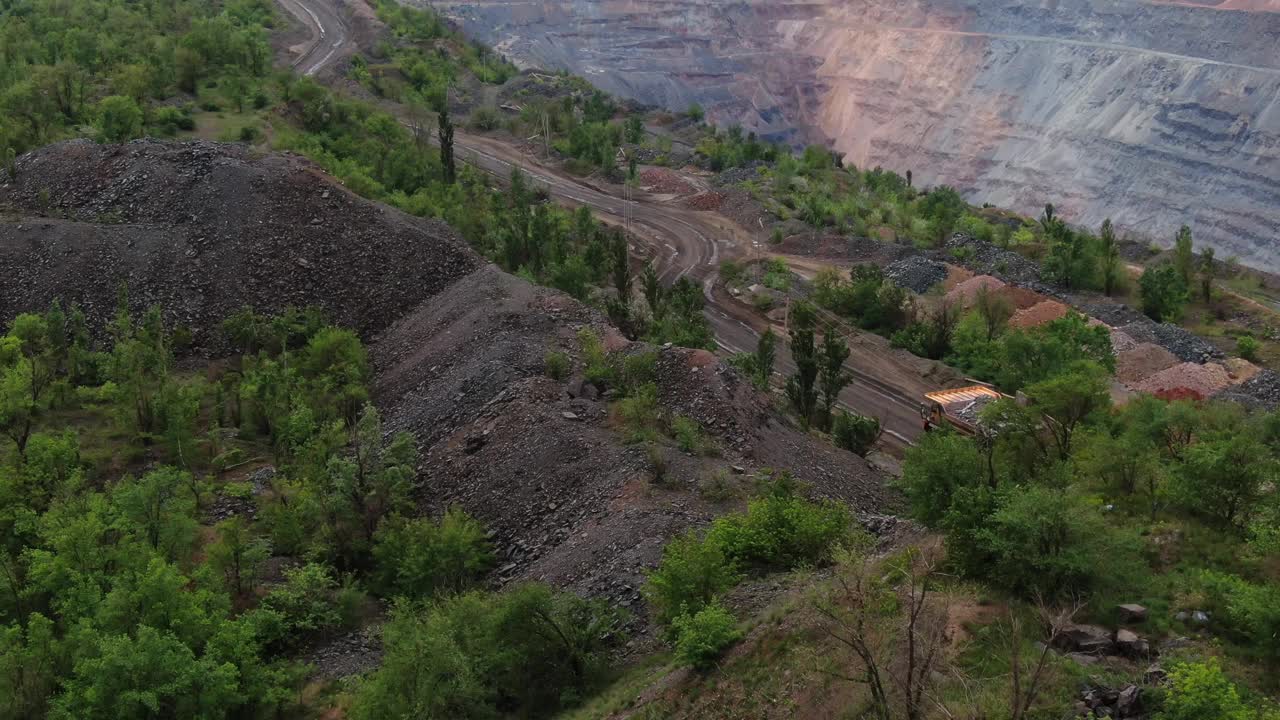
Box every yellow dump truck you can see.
[919,385,1006,435]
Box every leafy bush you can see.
[256,563,342,651]
[831,411,881,456]
[1157,660,1252,720]
[577,328,614,387]
[352,585,623,719]
[671,415,704,454]
[373,509,493,599]
[705,490,850,570]
[644,531,741,626]
[672,602,741,670]
[1236,335,1260,362]
[543,350,570,380]
[1195,571,1280,669]
[966,487,1143,599]
[900,430,986,526]
[762,258,791,291]
[617,382,661,441]
[621,351,657,392]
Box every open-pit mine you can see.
[431,0,1280,269]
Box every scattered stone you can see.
[1054,623,1115,655]
[1115,628,1151,659]
[561,411,580,420]
[1117,603,1148,624]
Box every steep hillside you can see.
[0,138,894,625]
[0,139,480,347]
[434,0,1280,269]
[370,263,893,619]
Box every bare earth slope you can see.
[1,139,892,625]
[0,139,480,345]
[371,264,893,614]
[434,0,1280,269]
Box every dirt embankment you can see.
[370,264,895,634]
[1,139,896,637]
[0,139,480,347]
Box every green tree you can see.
[111,467,199,561]
[818,325,853,428]
[642,261,662,316]
[207,517,270,597]
[315,404,418,569]
[1139,264,1189,323]
[1199,246,1216,303]
[785,302,819,428]
[1172,434,1273,529]
[974,486,1140,598]
[1174,224,1195,286]
[51,625,239,720]
[0,613,61,720]
[974,285,1013,341]
[95,95,143,143]
[754,328,776,389]
[900,430,986,525]
[1024,360,1111,460]
[1099,218,1121,296]
[438,104,456,185]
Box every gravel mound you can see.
[884,256,948,294]
[1116,343,1180,384]
[944,233,1042,284]
[1133,362,1233,398]
[945,275,1006,308]
[1010,300,1070,329]
[639,167,695,194]
[1077,299,1149,328]
[1109,329,1139,355]
[713,162,767,186]
[0,139,479,348]
[684,191,724,210]
[1214,369,1280,410]
[1121,320,1222,363]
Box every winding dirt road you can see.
[275,0,929,448]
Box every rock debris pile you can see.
[0,139,479,348]
[884,256,948,294]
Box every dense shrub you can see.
[351,585,622,719]
[831,411,881,456]
[704,489,850,570]
[672,602,741,670]
[644,531,741,627]
[373,509,493,599]
[543,350,570,380]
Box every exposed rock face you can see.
[431,0,1280,269]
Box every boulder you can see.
[1054,623,1114,655]
[1116,628,1151,659]
[1116,685,1142,718]
[1117,603,1148,624]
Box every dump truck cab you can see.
[920,385,1006,435]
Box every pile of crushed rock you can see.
[884,256,948,294]
[0,139,480,348]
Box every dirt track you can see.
[275,0,933,447]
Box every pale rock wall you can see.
[429,0,1280,269]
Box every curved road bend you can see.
[274,0,926,448]
[278,0,351,76]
